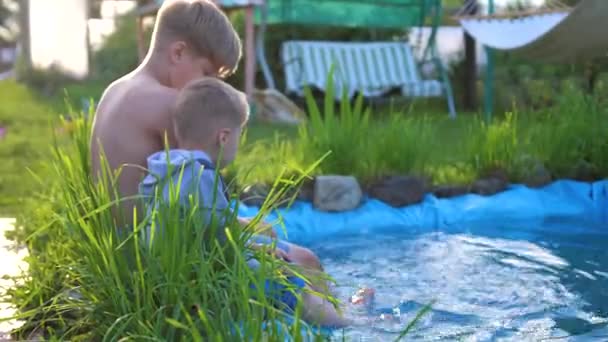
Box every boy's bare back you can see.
[91,71,178,223]
[90,0,242,224]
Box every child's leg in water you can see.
[281,243,338,296]
[250,236,334,296]
[302,286,378,328]
[300,285,350,328]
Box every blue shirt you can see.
[139,149,231,234]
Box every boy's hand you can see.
[239,217,277,238]
[249,243,291,262]
[258,221,277,238]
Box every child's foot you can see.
[350,287,375,307]
[378,313,400,323]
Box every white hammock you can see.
[458,0,608,63]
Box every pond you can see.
[312,228,608,341]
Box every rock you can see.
[481,168,509,183]
[367,176,428,207]
[251,88,306,125]
[240,183,270,207]
[471,177,508,196]
[570,160,597,182]
[521,160,552,188]
[241,178,316,208]
[432,184,470,198]
[313,175,363,212]
[297,178,315,202]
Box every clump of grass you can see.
[227,129,309,187]
[299,74,372,178]
[528,84,608,179]
[5,108,331,340]
[466,111,520,177]
[291,69,438,184]
[231,79,607,190]
[365,113,433,179]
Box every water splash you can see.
[312,232,608,341]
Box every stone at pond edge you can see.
[570,160,597,182]
[367,176,428,207]
[514,155,552,188]
[471,177,508,196]
[432,184,470,199]
[297,178,315,202]
[240,183,270,207]
[521,160,552,188]
[314,175,363,212]
[240,179,314,208]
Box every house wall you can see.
[29,0,89,79]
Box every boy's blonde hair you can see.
[152,0,242,78]
[173,78,249,145]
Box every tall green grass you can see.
[529,85,608,179]
[4,108,333,340]
[231,79,608,189]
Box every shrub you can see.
[466,111,520,177]
[90,14,148,86]
[528,85,608,179]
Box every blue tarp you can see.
[238,180,608,245]
[237,180,607,340]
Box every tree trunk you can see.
[16,0,31,75]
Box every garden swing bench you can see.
[254,0,457,117]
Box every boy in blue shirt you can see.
[138,77,349,327]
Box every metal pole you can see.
[244,5,256,98]
[463,0,478,111]
[483,0,495,122]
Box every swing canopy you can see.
[255,0,438,29]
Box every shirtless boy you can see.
[90,0,325,283]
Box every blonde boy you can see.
[138,78,349,327]
[91,0,241,225]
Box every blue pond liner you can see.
[236,180,608,340]
[238,180,608,245]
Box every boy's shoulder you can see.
[100,73,179,125]
[141,149,218,191]
[146,149,215,172]
[132,75,178,112]
[140,149,227,208]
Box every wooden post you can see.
[244,5,256,97]
[484,0,495,121]
[463,0,478,111]
[17,0,31,73]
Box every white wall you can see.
[29,0,89,79]
[100,0,137,19]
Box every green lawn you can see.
[0,81,61,217]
